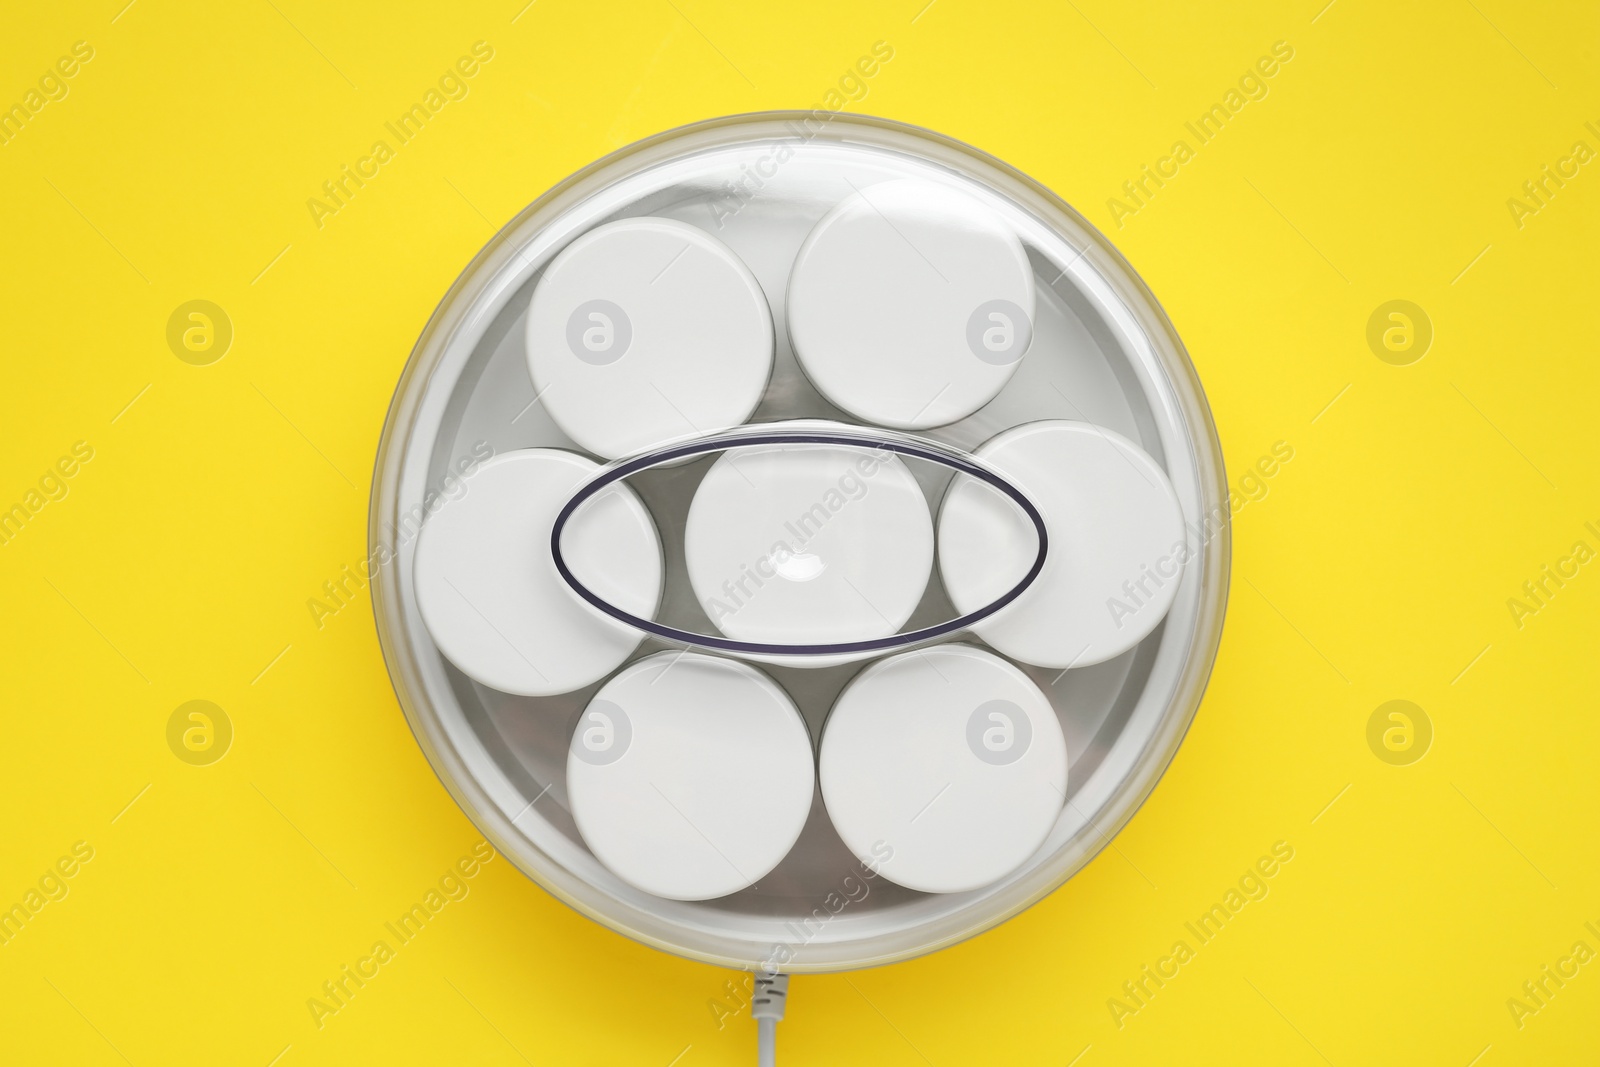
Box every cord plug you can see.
[751,971,789,1022]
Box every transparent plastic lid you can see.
[371,113,1229,972]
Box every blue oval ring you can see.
[550,427,1049,658]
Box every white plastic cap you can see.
[939,420,1186,668]
[568,652,816,901]
[413,449,662,696]
[787,179,1034,429]
[819,644,1067,894]
[526,217,774,459]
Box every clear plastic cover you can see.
[370,113,1229,972]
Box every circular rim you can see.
[550,426,1048,657]
[369,111,1231,972]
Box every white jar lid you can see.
[567,652,816,901]
[683,421,933,653]
[939,420,1186,668]
[787,178,1035,430]
[413,449,661,696]
[526,217,774,459]
[819,644,1067,894]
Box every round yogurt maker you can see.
[370,113,1229,973]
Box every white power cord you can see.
[751,972,789,1067]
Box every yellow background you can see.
[2,0,1597,1063]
